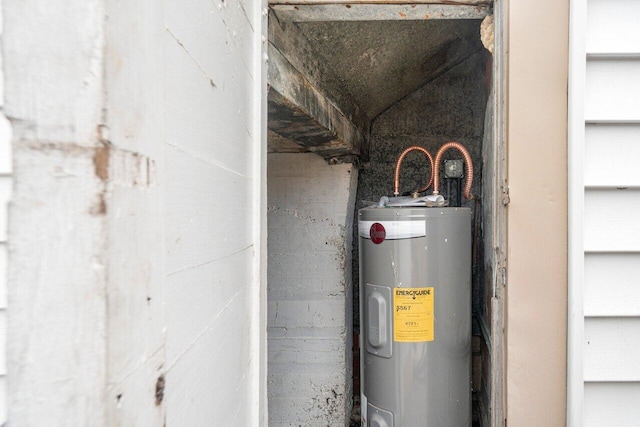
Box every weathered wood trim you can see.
[267,129,310,153]
[268,12,368,132]
[268,44,365,162]
[489,2,506,427]
[272,3,491,22]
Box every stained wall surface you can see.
[267,153,357,426]
[5,0,267,425]
[6,1,109,423]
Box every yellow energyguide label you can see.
[393,287,434,342]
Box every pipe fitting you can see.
[433,142,473,199]
[393,146,434,196]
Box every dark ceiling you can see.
[267,9,488,157]
[294,19,484,121]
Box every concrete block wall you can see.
[268,153,357,426]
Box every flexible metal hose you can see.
[433,142,474,199]
[393,146,434,196]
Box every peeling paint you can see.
[109,150,157,188]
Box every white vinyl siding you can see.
[585,60,640,122]
[586,0,640,55]
[584,383,640,427]
[584,124,640,187]
[584,253,640,317]
[584,318,640,381]
[584,190,640,252]
[570,0,640,424]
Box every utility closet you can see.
[266,1,502,426]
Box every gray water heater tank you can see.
[359,206,471,426]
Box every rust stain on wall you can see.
[90,193,107,216]
[92,126,111,216]
[93,143,110,183]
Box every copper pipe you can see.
[433,142,474,199]
[393,146,434,196]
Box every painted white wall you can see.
[0,0,10,422]
[158,1,267,424]
[5,0,267,425]
[5,1,108,423]
[267,153,356,426]
[569,0,640,425]
[102,2,166,424]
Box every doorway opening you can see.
[266,3,505,426]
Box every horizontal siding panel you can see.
[586,0,640,55]
[582,3,640,426]
[585,253,640,317]
[585,124,640,187]
[585,59,640,122]
[585,382,640,427]
[584,317,640,381]
[584,189,640,251]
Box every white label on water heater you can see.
[359,220,426,240]
[394,287,435,342]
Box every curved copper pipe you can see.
[433,142,474,199]
[393,146,434,196]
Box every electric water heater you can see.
[359,206,471,426]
